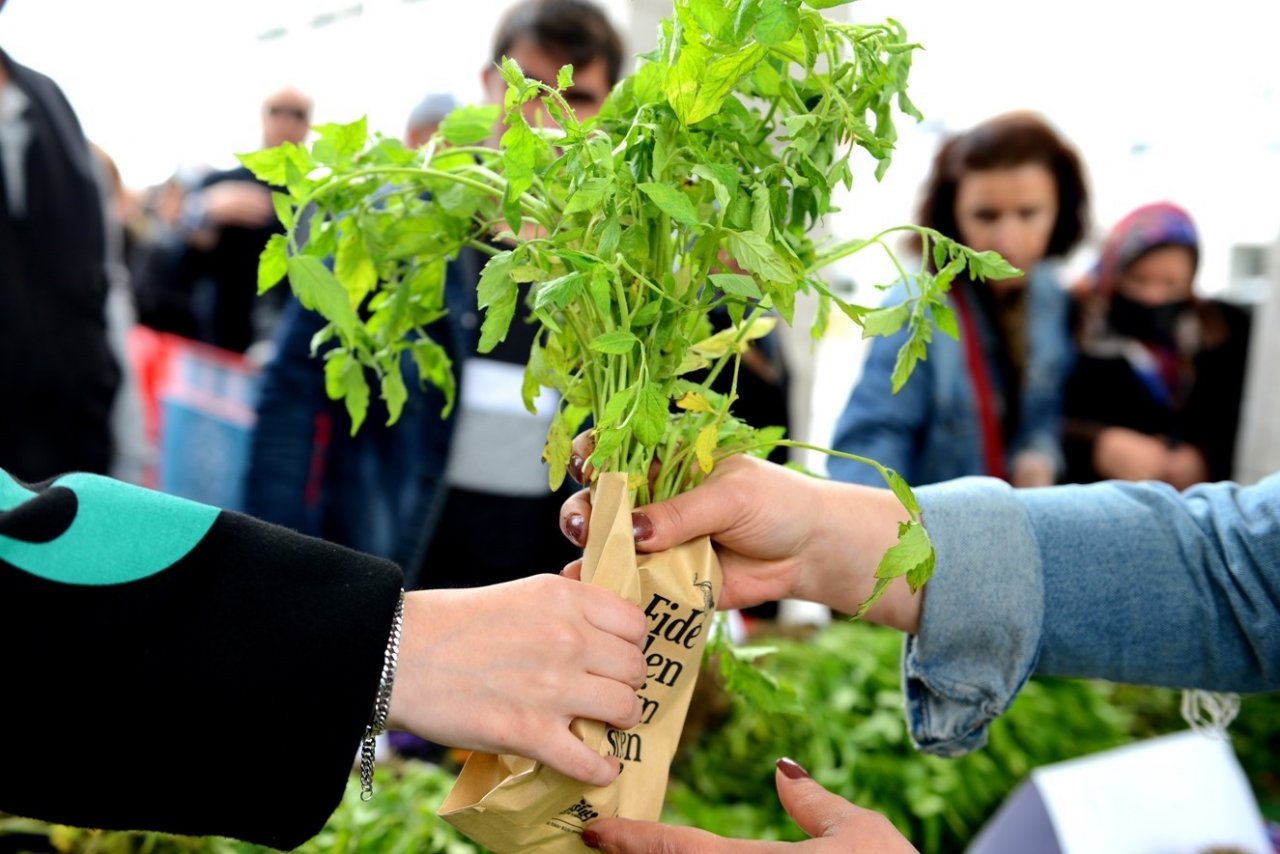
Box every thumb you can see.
[774,758,918,852]
[774,758,866,838]
[631,479,741,554]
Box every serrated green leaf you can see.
[695,422,718,473]
[688,0,732,38]
[324,352,370,434]
[890,326,929,394]
[476,251,517,309]
[287,256,357,339]
[535,271,586,311]
[509,264,547,284]
[638,182,700,226]
[590,425,626,467]
[932,239,948,272]
[631,300,662,328]
[750,183,773,237]
[710,273,762,299]
[312,117,367,163]
[589,330,640,354]
[633,385,669,447]
[931,301,959,339]
[663,39,710,126]
[438,104,499,146]
[335,226,377,307]
[692,164,740,213]
[410,337,455,417]
[258,234,288,294]
[557,64,574,90]
[861,302,910,339]
[522,341,545,414]
[876,520,934,584]
[237,147,288,185]
[686,43,768,126]
[802,0,855,7]
[754,0,800,46]
[380,369,408,425]
[543,408,573,491]
[601,385,636,425]
[732,0,762,39]
[271,191,294,231]
[588,268,612,319]
[967,249,1021,282]
[726,229,792,283]
[883,469,921,518]
[476,252,518,353]
[563,177,612,215]
[500,119,540,229]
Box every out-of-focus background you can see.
[7,0,1278,294]
[3,1,1278,850]
[6,0,1277,467]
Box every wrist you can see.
[801,481,921,634]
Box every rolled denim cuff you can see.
[902,477,1044,757]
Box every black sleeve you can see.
[0,470,403,849]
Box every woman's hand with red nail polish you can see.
[581,758,918,851]
[559,453,921,632]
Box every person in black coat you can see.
[1063,201,1251,486]
[0,465,646,849]
[173,87,313,354]
[0,48,119,481]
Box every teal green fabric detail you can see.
[0,470,219,586]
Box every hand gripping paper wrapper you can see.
[439,471,722,851]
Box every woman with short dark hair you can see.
[829,112,1090,489]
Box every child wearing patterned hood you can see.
[1063,202,1252,486]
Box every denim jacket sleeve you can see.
[903,473,1280,757]
[828,324,932,487]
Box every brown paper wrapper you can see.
[439,472,722,851]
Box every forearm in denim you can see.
[1022,476,1280,693]
[904,477,1043,757]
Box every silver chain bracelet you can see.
[360,589,405,800]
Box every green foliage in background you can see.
[7,622,1275,852]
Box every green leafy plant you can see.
[243,0,1019,610]
[670,622,1144,852]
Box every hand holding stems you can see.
[385,575,649,786]
[557,439,929,848]
[581,758,919,853]
[561,439,924,634]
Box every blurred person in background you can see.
[125,167,205,338]
[246,3,622,759]
[245,0,622,603]
[1062,202,1251,487]
[404,91,457,149]
[0,29,120,481]
[829,112,1089,489]
[173,86,312,357]
[88,142,149,485]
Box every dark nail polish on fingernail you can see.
[568,454,586,485]
[777,757,811,780]
[631,512,653,542]
[581,828,601,849]
[565,514,585,548]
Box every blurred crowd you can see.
[1,2,1261,589]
